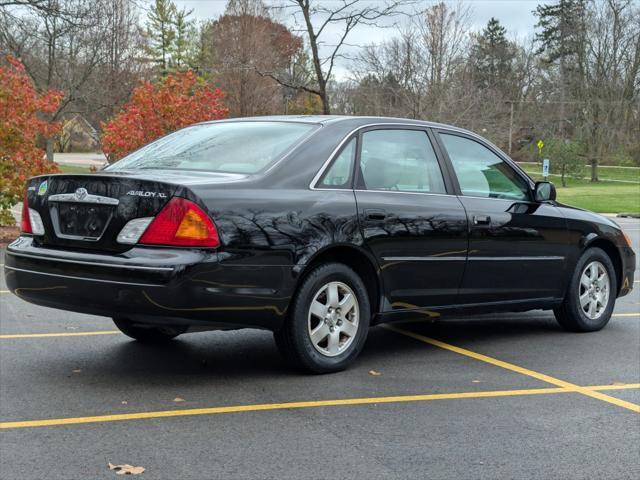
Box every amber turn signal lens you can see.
[176,209,212,240]
[139,197,220,248]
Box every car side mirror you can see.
[534,181,556,202]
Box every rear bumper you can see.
[4,236,294,330]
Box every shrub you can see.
[542,138,585,187]
[101,71,228,162]
[0,56,61,226]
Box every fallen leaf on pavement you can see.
[108,463,145,475]
[173,397,185,403]
[368,370,382,376]
[121,401,128,405]
[472,380,480,383]
[72,369,81,373]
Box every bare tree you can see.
[352,28,425,117]
[581,0,639,180]
[200,0,302,116]
[94,0,148,121]
[415,1,470,117]
[0,0,147,156]
[260,0,410,114]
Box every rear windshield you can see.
[106,121,317,174]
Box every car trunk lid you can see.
[25,170,243,252]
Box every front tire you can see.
[112,317,186,343]
[554,247,617,332]
[274,263,370,373]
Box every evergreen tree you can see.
[172,6,196,71]
[534,0,587,64]
[146,0,177,75]
[470,17,516,93]
[534,0,587,137]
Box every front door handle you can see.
[473,215,491,225]
[365,209,387,221]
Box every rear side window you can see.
[359,130,446,194]
[318,138,356,188]
[440,133,530,201]
[107,122,317,174]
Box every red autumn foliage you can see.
[0,56,62,225]
[101,71,228,162]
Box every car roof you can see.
[198,115,475,136]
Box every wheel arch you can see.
[583,236,623,296]
[295,244,383,317]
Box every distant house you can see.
[57,114,100,153]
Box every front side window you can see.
[359,129,446,194]
[318,138,356,188]
[440,133,530,201]
[107,121,317,174]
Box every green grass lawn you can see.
[520,164,640,214]
[58,165,93,174]
[593,165,640,182]
[518,162,640,183]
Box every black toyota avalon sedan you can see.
[5,116,635,372]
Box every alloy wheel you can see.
[578,260,610,320]
[307,281,359,357]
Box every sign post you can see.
[542,158,550,178]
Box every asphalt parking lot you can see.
[1,217,639,480]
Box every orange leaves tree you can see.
[101,71,228,162]
[0,56,62,225]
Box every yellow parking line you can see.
[383,325,640,413]
[0,290,8,294]
[592,383,640,391]
[0,331,119,339]
[613,313,640,317]
[1,383,638,430]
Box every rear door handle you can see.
[364,209,387,221]
[473,215,491,225]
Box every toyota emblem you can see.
[74,188,88,201]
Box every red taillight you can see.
[20,191,32,234]
[139,197,220,248]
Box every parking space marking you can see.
[384,325,640,413]
[613,313,640,317]
[0,290,8,293]
[0,331,119,339]
[1,383,638,430]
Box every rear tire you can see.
[112,317,186,343]
[274,262,370,374]
[554,247,617,332]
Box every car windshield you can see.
[106,121,317,174]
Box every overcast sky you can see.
[173,0,542,79]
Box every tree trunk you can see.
[300,1,330,115]
[319,87,329,115]
[590,158,598,182]
[46,138,55,162]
